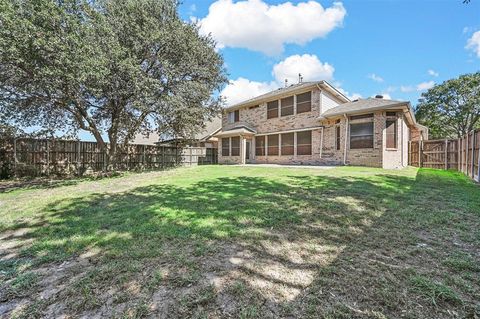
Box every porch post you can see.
[240,136,246,165]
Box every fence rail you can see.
[408,129,480,182]
[0,138,217,178]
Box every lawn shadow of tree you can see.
[1,168,479,318]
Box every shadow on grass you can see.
[1,168,479,318]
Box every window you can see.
[336,126,341,150]
[231,136,240,156]
[386,119,397,148]
[296,91,311,114]
[267,100,279,119]
[255,136,265,156]
[350,122,374,149]
[297,131,312,155]
[281,133,294,155]
[228,110,240,123]
[222,138,230,156]
[281,96,294,117]
[267,134,279,155]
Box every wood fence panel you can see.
[408,129,479,183]
[0,138,218,178]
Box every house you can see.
[132,116,222,148]
[214,81,428,169]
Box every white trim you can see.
[255,126,323,136]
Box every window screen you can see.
[222,138,230,156]
[255,136,265,156]
[267,101,279,119]
[297,131,312,155]
[267,134,279,155]
[386,120,397,148]
[281,96,294,117]
[281,133,294,155]
[296,92,311,114]
[336,126,341,151]
[350,122,374,149]
[231,136,240,156]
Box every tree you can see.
[415,72,480,139]
[0,0,227,167]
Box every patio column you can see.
[240,136,246,165]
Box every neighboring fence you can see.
[0,138,218,178]
[409,129,480,182]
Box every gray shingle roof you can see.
[321,97,409,118]
[225,80,350,111]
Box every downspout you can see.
[320,127,324,158]
[343,114,348,165]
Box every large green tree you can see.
[415,72,480,139]
[0,0,227,165]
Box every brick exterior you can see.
[218,86,417,169]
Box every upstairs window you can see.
[255,136,265,156]
[281,96,294,117]
[231,136,240,156]
[296,91,312,114]
[267,134,279,155]
[267,100,279,119]
[228,110,239,123]
[386,119,397,149]
[350,122,374,149]
[222,138,230,156]
[281,133,294,155]
[297,131,312,155]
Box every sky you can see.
[75,0,480,141]
[180,0,480,105]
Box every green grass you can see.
[0,165,479,318]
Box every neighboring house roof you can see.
[131,132,160,145]
[224,80,350,112]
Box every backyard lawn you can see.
[0,165,479,318]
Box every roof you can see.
[224,80,350,112]
[320,97,427,131]
[321,97,410,118]
[215,125,256,137]
[131,132,160,145]
[192,115,222,141]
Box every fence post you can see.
[189,147,192,166]
[13,138,17,177]
[458,138,461,171]
[418,140,422,167]
[472,131,476,179]
[143,144,146,169]
[46,139,50,177]
[444,139,448,170]
[162,145,165,168]
[77,140,81,176]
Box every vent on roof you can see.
[353,99,359,102]
[375,95,383,99]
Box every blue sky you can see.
[74,0,479,141]
[180,0,480,106]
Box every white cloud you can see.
[197,0,346,55]
[272,54,334,83]
[466,30,480,57]
[427,69,439,77]
[416,81,435,91]
[400,85,414,93]
[367,73,384,83]
[221,54,338,105]
[221,77,277,106]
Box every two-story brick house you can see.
[214,80,428,168]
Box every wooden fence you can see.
[0,138,218,178]
[409,129,480,182]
